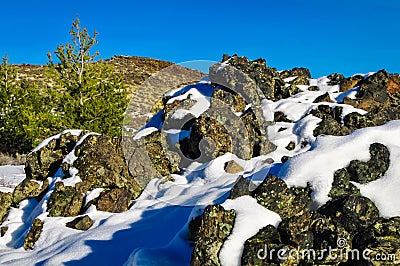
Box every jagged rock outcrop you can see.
[25,132,82,181]
[69,135,142,199]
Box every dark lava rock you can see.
[285,141,295,151]
[274,111,293,123]
[241,225,298,266]
[71,135,142,199]
[281,156,290,163]
[1,226,8,237]
[0,192,12,224]
[12,178,48,206]
[329,168,361,199]
[252,174,311,219]
[219,54,285,101]
[212,88,247,112]
[96,188,131,213]
[66,215,94,231]
[308,85,319,91]
[327,73,345,85]
[279,67,311,80]
[183,115,232,161]
[329,143,390,199]
[313,92,333,103]
[318,196,380,235]
[229,176,257,199]
[23,218,44,250]
[340,74,364,92]
[311,105,352,137]
[347,143,390,184]
[352,217,400,265]
[47,182,84,217]
[278,211,314,249]
[344,70,400,111]
[144,131,180,177]
[190,205,236,266]
[25,132,81,181]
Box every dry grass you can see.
[0,153,26,166]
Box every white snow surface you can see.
[1,73,400,265]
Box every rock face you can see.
[23,218,44,250]
[66,215,94,231]
[224,160,244,174]
[190,205,236,266]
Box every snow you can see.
[30,129,82,154]
[219,196,281,266]
[0,165,25,193]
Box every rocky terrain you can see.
[0,55,399,265]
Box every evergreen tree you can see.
[0,56,61,154]
[48,16,127,136]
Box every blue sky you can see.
[1,0,399,77]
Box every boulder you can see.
[66,215,94,231]
[96,188,131,213]
[317,196,380,234]
[190,205,236,266]
[12,178,48,206]
[241,225,298,266]
[224,160,244,174]
[229,176,257,199]
[252,174,311,219]
[25,132,81,181]
[352,217,400,265]
[23,218,44,250]
[327,73,345,85]
[47,182,84,217]
[71,135,142,199]
[279,67,311,80]
[339,74,364,92]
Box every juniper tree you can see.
[48,16,127,136]
[0,56,61,154]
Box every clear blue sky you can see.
[1,0,399,77]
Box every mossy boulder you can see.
[47,182,84,217]
[25,132,81,181]
[241,225,298,266]
[12,178,49,206]
[252,174,312,219]
[190,205,236,266]
[229,176,257,199]
[96,188,131,213]
[66,215,94,231]
[353,217,400,265]
[318,196,380,235]
[23,218,44,250]
[71,135,142,199]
